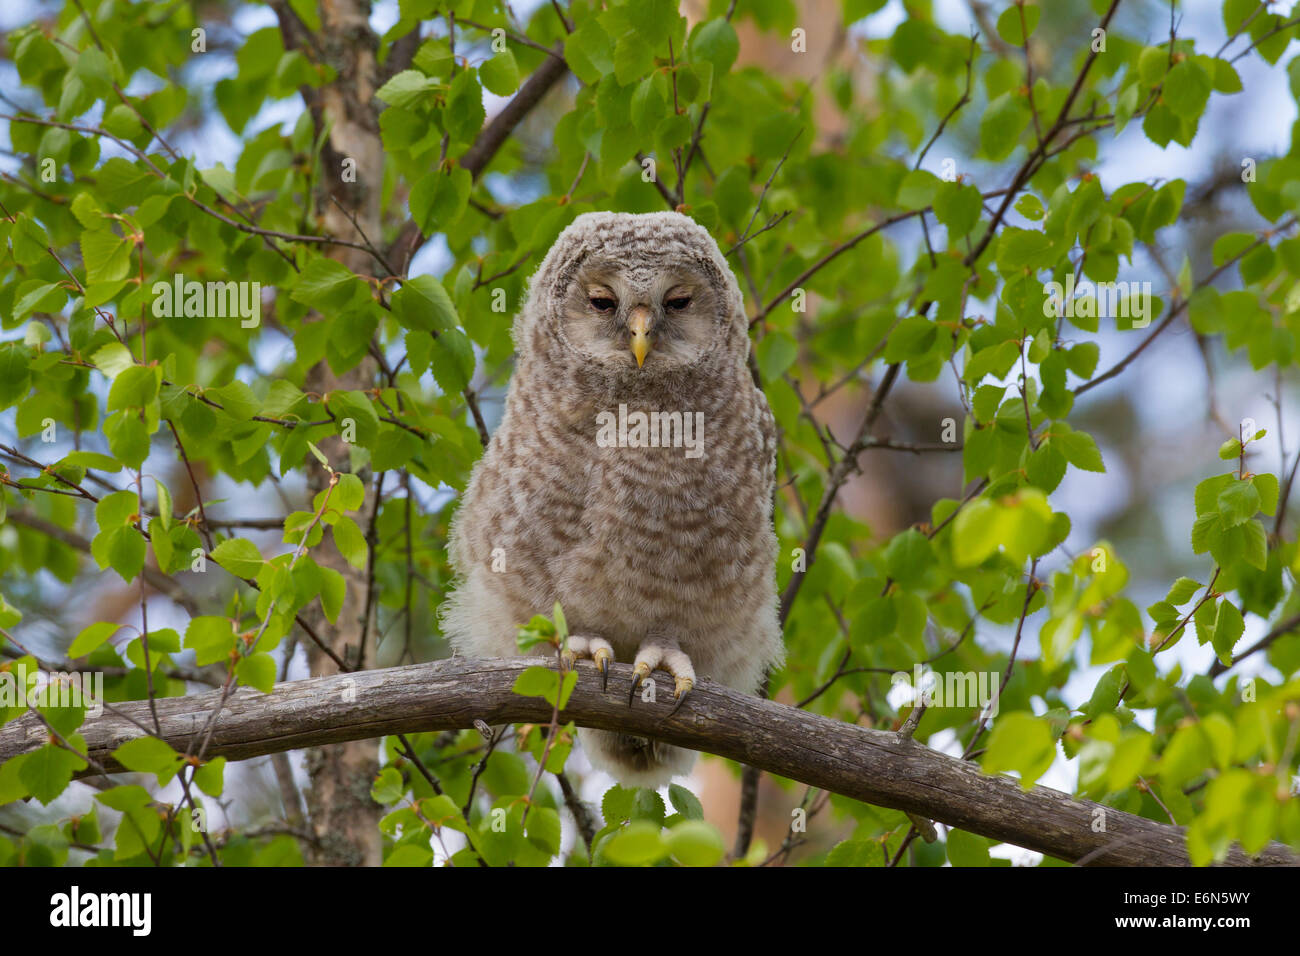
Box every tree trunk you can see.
[297,0,385,867]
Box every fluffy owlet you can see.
[442,211,782,787]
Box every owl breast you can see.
[550,393,777,664]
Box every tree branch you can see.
[3,657,1293,867]
[388,47,570,273]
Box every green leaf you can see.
[1212,600,1244,666]
[996,227,1052,274]
[1165,577,1202,606]
[0,348,31,408]
[103,411,149,471]
[93,524,146,583]
[946,828,992,866]
[933,182,982,236]
[526,805,562,857]
[409,167,471,235]
[995,4,1040,45]
[603,821,668,866]
[1164,60,1213,121]
[602,784,637,825]
[884,529,933,587]
[13,283,66,322]
[565,17,615,86]
[1252,473,1279,515]
[1015,194,1045,220]
[384,843,433,867]
[211,538,263,578]
[210,381,260,421]
[668,783,704,821]
[1195,473,1235,516]
[331,515,368,569]
[952,489,1053,567]
[430,328,476,394]
[327,391,380,444]
[112,736,182,783]
[95,783,152,813]
[982,712,1056,788]
[375,69,438,108]
[391,274,458,334]
[185,616,238,667]
[664,819,725,866]
[236,652,276,693]
[106,365,160,411]
[896,170,939,210]
[80,230,133,283]
[0,594,20,629]
[513,665,559,699]
[69,621,121,658]
[1138,46,1169,86]
[824,839,882,866]
[92,341,135,380]
[952,498,1000,566]
[1056,427,1105,472]
[445,69,485,142]
[479,50,520,95]
[318,564,346,622]
[194,757,226,797]
[689,19,740,74]
[371,766,406,804]
[1217,479,1261,527]
[291,259,363,312]
[980,92,1029,161]
[756,332,798,380]
[333,473,367,512]
[20,743,85,805]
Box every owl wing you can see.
[752,380,779,501]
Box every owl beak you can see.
[629,307,651,368]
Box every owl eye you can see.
[589,296,617,312]
[665,296,691,310]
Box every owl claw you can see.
[627,641,695,711]
[667,677,693,717]
[594,648,612,692]
[561,636,615,692]
[628,662,652,705]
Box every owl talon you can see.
[628,662,652,705]
[667,678,693,716]
[628,641,695,711]
[560,635,615,691]
[593,648,612,692]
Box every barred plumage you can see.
[442,211,782,787]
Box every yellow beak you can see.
[629,307,651,368]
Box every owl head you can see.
[517,211,747,379]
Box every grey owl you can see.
[442,211,782,788]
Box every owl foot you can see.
[627,640,695,714]
[561,635,615,692]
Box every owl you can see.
[442,211,782,788]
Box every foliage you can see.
[1,0,1300,867]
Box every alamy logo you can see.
[50,887,151,936]
[152,273,261,328]
[0,664,103,717]
[891,665,1001,718]
[1042,275,1153,328]
[596,404,705,459]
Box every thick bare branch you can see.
[2,657,1293,867]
